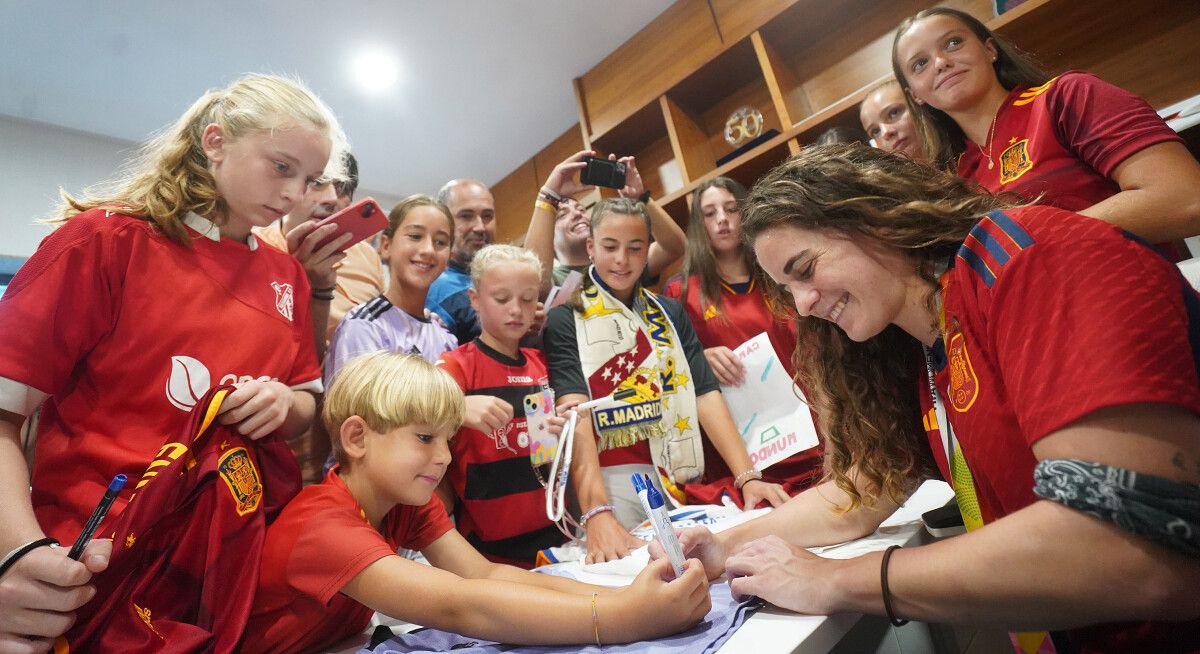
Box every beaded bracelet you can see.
[579,504,615,527]
[0,537,59,580]
[733,468,762,489]
[881,545,909,627]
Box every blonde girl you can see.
[0,73,346,649]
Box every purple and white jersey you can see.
[324,295,458,388]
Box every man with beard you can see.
[551,196,591,285]
[424,178,497,343]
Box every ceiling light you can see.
[353,49,399,91]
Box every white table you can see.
[329,480,955,654]
[715,480,953,654]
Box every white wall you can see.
[0,115,136,257]
[0,114,404,259]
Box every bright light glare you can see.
[353,49,399,91]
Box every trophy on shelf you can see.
[717,105,779,167]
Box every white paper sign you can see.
[718,332,819,470]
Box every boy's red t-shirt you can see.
[241,466,453,654]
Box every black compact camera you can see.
[580,156,627,189]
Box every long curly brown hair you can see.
[741,143,1023,510]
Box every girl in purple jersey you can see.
[324,195,459,384]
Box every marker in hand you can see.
[68,473,127,560]
[632,474,686,578]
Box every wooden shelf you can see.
[990,0,1200,109]
[758,0,991,126]
[656,129,796,215]
[662,37,784,185]
[590,101,679,203]
[492,0,1200,240]
[784,74,893,144]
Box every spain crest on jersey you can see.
[999,138,1033,185]
[946,331,979,412]
[218,446,263,516]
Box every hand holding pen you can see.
[0,476,123,646]
[68,474,126,560]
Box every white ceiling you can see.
[0,0,674,199]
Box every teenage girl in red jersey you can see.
[657,143,1200,654]
[661,177,822,501]
[892,7,1200,250]
[0,73,347,650]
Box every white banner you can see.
[719,332,819,470]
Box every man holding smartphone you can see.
[254,153,386,356]
[424,178,497,343]
[551,196,592,285]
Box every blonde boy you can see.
[243,351,709,653]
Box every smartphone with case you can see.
[524,388,557,467]
[921,502,966,538]
[312,196,386,252]
[580,156,627,189]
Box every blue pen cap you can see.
[108,474,128,492]
[631,474,646,493]
[645,483,665,510]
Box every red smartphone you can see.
[312,197,387,252]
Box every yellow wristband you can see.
[591,592,601,646]
[535,199,557,213]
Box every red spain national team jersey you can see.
[438,340,565,567]
[0,209,321,545]
[920,205,1200,652]
[957,72,1182,214]
[242,466,453,654]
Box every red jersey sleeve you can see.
[436,349,468,389]
[383,495,454,551]
[0,212,132,402]
[1046,72,1183,179]
[987,217,1200,444]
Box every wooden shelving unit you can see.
[491,0,1200,244]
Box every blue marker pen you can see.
[68,473,127,560]
[632,474,686,578]
[631,473,650,507]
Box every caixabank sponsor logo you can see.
[165,355,276,411]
